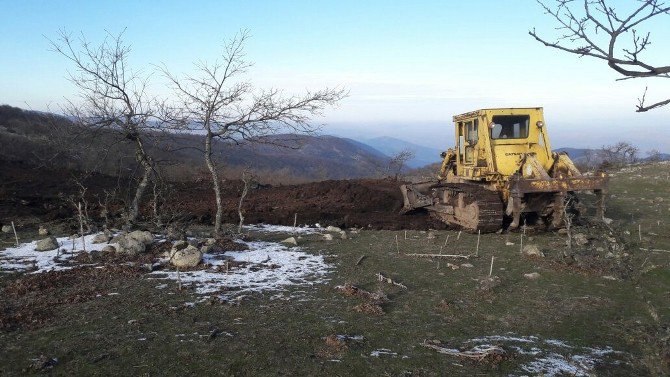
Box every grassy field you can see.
[1,163,669,376]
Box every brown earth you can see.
[0,159,443,230]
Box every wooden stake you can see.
[293,213,297,228]
[489,256,494,277]
[519,231,524,254]
[395,234,400,254]
[639,224,642,242]
[475,230,481,256]
[404,230,407,240]
[355,255,367,266]
[11,221,18,246]
[457,231,461,240]
[78,202,86,252]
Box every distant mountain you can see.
[363,136,442,168]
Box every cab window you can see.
[490,115,529,139]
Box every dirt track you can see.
[0,160,444,230]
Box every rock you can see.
[281,237,298,246]
[596,247,605,253]
[89,249,101,259]
[35,236,59,251]
[340,231,348,240]
[505,241,515,246]
[478,276,501,291]
[574,233,589,246]
[92,233,111,244]
[602,275,617,281]
[523,272,541,280]
[102,245,116,254]
[205,238,217,246]
[557,228,568,235]
[427,231,436,239]
[38,226,49,236]
[522,244,544,257]
[127,230,153,245]
[113,236,145,255]
[323,233,334,241]
[170,245,202,268]
[603,217,613,225]
[167,240,190,258]
[325,226,342,233]
[460,263,474,268]
[1,225,12,233]
[605,252,615,258]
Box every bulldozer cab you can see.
[453,108,552,179]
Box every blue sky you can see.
[1,0,669,151]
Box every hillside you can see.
[0,105,391,182]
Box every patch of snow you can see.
[0,234,114,273]
[243,224,323,234]
[453,333,627,376]
[151,240,331,299]
[370,349,398,357]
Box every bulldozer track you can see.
[429,182,504,233]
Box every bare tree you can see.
[237,168,255,234]
[599,141,639,167]
[530,0,670,112]
[51,30,164,228]
[163,31,346,235]
[387,149,416,180]
[647,149,663,162]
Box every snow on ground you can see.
[150,240,331,300]
[0,235,111,273]
[460,333,626,376]
[243,224,323,234]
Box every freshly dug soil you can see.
[0,159,444,230]
[175,178,446,230]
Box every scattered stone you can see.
[605,252,615,258]
[1,225,11,233]
[281,237,298,246]
[38,226,49,236]
[28,355,58,372]
[340,231,348,240]
[478,276,501,291]
[602,275,617,281]
[170,245,202,268]
[113,236,145,255]
[92,233,111,244]
[505,241,515,246]
[574,233,589,246]
[127,230,154,245]
[35,236,59,252]
[596,247,605,253]
[460,263,474,268]
[427,231,436,239]
[323,233,334,241]
[523,272,541,280]
[603,217,613,225]
[205,238,217,246]
[102,245,116,253]
[557,228,568,235]
[522,244,544,257]
[325,226,342,233]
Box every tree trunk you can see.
[126,137,153,229]
[204,133,223,235]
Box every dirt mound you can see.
[178,178,445,230]
[0,159,443,230]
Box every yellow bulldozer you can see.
[400,107,608,232]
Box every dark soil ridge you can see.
[0,159,443,230]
